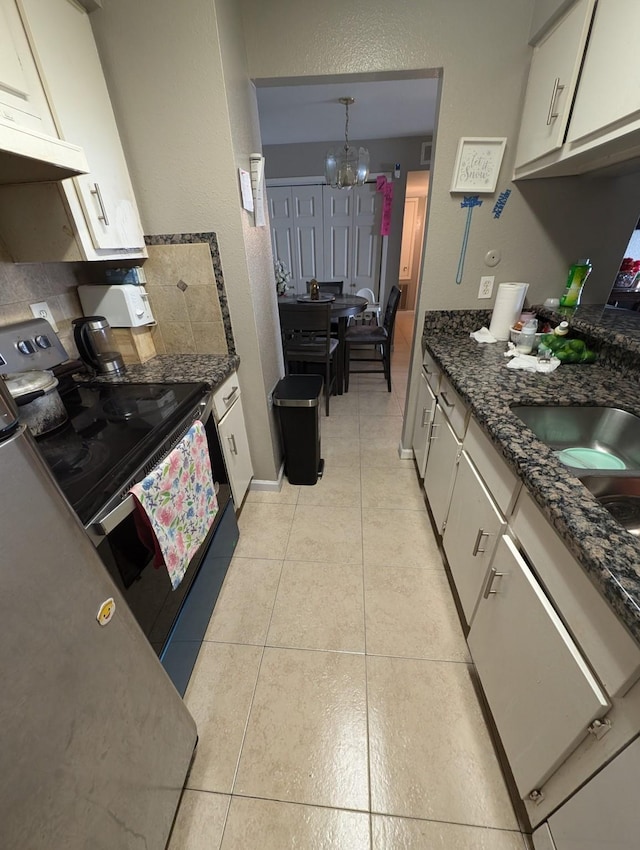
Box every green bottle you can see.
[559,259,592,307]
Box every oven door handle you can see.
[93,495,137,536]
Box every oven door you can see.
[86,393,234,659]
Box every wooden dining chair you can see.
[305,280,344,295]
[278,301,339,415]
[344,285,401,392]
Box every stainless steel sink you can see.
[581,475,640,536]
[511,406,640,472]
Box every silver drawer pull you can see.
[90,182,110,225]
[223,386,239,405]
[472,528,490,556]
[483,567,505,598]
[440,391,454,408]
[228,434,238,455]
[428,422,440,441]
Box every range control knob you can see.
[17,339,35,355]
[35,335,51,349]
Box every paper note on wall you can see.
[250,154,266,227]
[239,168,254,212]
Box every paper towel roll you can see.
[488,282,529,340]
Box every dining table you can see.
[278,293,368,395]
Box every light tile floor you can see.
[168,312,530,849]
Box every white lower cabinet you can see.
[213,374,253,509]
[217,396,253,509]
[411,369,436,479]
[423,404,460,534]
[468,534,611,798]
[442,451,505,625]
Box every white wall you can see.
[90,0,283,484]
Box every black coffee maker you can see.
[72,316,126,376]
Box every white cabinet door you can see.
[423,404,460,535]
[547,736,640,850]
[18,0,145,253]
[468,534,610,798]
[443,451,505,626]
[514,0,594,168]
[0,0,47,129]
[217,398,253,508]
[566,1,640,146]
[412,370,436,479]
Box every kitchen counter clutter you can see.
[422,313,640,643]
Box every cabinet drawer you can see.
[212,373,241,423]
[438,375,468,440]
[512,489,640,698]
[422,348,441,393]
[463,417,520,516]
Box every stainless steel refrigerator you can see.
[0,382,197,848]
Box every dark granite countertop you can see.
[422,317,640,645]
[78,354,240,389]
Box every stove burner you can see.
[38,427,111,486]
[599,495,640,537]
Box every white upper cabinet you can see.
[0,0,47,129]
[18,0,145,254]
[566,1,640,146]
[514,0,595,169]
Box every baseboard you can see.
[398,443,414,460]
[249,464,285,492]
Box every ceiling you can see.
[256,78,440,146]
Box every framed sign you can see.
[450,137,506,193]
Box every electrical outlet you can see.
[478,276,495,299]
[29,301,58,331]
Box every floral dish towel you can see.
[130,420,218,590]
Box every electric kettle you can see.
[72,316,126,376]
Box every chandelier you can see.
[324,97,369,189]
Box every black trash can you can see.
[273,375,324,485]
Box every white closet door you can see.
[292,185,324,294]
[268,186,296,287]
[323,187,353,285]
[351,183,382,296]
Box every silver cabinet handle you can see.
[472,528,490,556]
[228,434,238,455]
[483,567,505,598]
[546,77,565,125]
[90,182,110,225]
[440,391,454,408]
[223,386,239,405]
[421,407,431,428]
[428,422,439,442]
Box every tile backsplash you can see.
[0,239,89,357]
[143,242,229,356]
